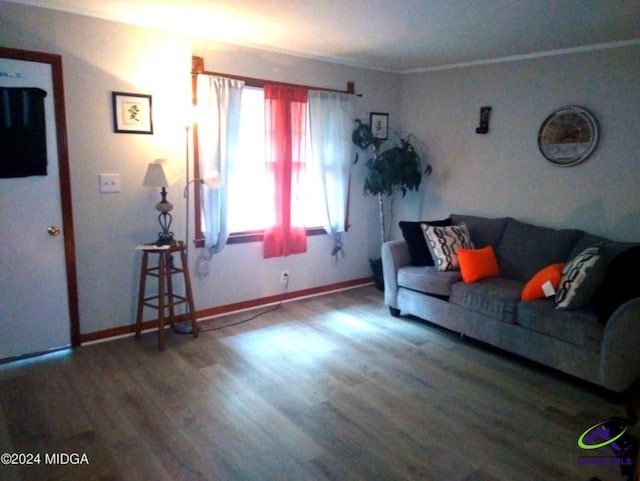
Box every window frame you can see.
[190,56,354,248]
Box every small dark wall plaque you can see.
[475,106,491,134]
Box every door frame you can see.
[0,47,80,347]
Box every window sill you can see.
[193,226,327,248]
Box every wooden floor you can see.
[1,285,637,481]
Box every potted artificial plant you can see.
[352,119,432,290]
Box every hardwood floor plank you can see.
[0,403,21,481]
[0,286,635,480]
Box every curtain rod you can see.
[191,56,357,95]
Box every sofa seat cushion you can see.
[397,266,462,297]
[517,299,602,352]
[450,277,523,323]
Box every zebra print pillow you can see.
[421,223,474,271]
[556,243,605,309]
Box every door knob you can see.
[47,225,61,236]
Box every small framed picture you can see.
[369,112,389,140]
[112,92,153,134]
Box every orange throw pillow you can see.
[458,246,499,283]
[521,262,566,300]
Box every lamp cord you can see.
[184,121,287,333]
[198,278,290,333]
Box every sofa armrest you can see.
[381,240,411,308]
[600,297,640,391]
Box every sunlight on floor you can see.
[222,324,336,360]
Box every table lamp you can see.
[143,159,181,245]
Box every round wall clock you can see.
[538,106,599,166]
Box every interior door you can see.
[0,48,79,360]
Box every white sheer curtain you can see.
[196,75,244,264]
[308,90,355,259]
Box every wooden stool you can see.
[135,241,199,350]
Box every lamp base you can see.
[154,234,175,246]
[154,210,174,246]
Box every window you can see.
[191,60,355,254]
[227,87,268,233]
[226,86,327,236]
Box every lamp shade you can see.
[143,159,180,188]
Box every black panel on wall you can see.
[0,87,48,178]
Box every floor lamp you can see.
[172,122,220,334]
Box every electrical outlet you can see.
[99,173,121,193]
[280,270,289,284]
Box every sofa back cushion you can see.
[591,245,640,323]
[495,218,582,282]
[569,232,635,264]
[450,214,509,248]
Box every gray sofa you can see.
[382,214,640,392]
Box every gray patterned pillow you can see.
[422,223,474,271]
[556,243,605,309]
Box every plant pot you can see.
[370,258,384,292]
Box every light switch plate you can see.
[99,173,121,193]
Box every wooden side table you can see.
[135,241,199,350]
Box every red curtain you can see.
[263,84,308,258]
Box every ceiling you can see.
[9,0,640,72]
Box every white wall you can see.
[0,2,400,336]
[397,45,640,242]
[5,1,636,340]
